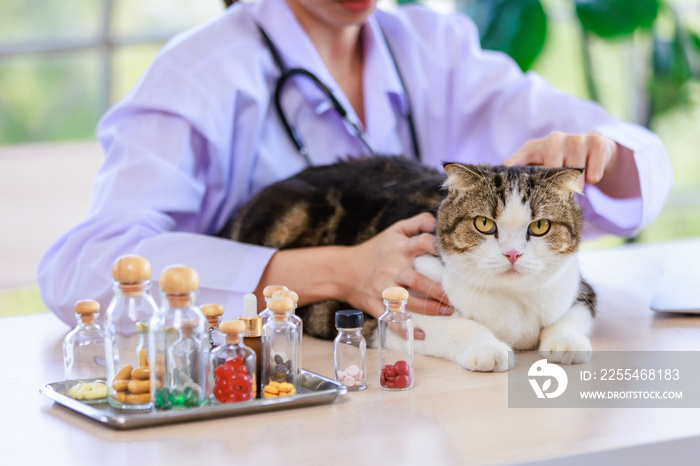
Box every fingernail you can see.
[414,329,426,340]
[440,306,453,316]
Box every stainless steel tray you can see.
[40,370,347,430]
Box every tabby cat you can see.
[223,156,595,372]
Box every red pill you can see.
[384,381,397,389]
[228,356,243,367]
[382,365,397,377]
[394,360,410,376]
[395,375,410,388]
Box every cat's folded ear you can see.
[545,168,585,195]
[442,162,487,192]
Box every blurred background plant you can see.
[1,0,699,245]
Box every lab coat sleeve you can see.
[37,55,276,327]
[410,10,673,238]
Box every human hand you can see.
[338,212,453,339]
[503,131,618,187]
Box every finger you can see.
[406,233,439,256]
[397,212,436,236]
[400,269,452,310]
[561,134,587,169]
[504,144,543,167]
[583,135,612,184]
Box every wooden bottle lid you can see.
[263,285,288,298]
[382,287,409,302]
[272,290,298,304]
[74,299,100,315]
[111,255,152,283]
[158,265,199,294]
[201,303,224,318]
[219,319,246,335]
[268,297,294,312]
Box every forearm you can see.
[253,246,352,311]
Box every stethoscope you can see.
[257,24,421,166]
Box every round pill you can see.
[394,360,410,375]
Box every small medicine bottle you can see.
[378,287,414,391]
[239,293,263,397]
[104,255,158,410]
[211,319,257,403]
[150,265,209,410]
[63,299,105,382]
[259,285,288,324]
[334,310,367,391]
[261,297,301,398]
[201,303,225,349]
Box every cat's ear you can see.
[442,162,486,193]
[545,168,584,195]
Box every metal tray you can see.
[40,370,347,430]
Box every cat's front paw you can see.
[460,341,512,372]
[539,334,592,364]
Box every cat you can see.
[221,156,596,372]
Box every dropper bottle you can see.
[239,293,263,397]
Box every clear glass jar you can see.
[378,287,414,391]
[150,265,209,410]
[334,310,366,391]
[201,303,225,349]
[261,297,301,398]
[63,300,105,382]
[211,319,257,403]
[104,255,158,410]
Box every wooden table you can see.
[4,238,700,465]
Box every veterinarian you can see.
[38,0,673,331]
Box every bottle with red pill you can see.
[378,287,414,391]
[210,319,257,403]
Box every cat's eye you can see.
[528,219,551,236]
[474,216,497,234]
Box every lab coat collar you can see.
[251,0,407,151]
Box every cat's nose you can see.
[503,249,522,265]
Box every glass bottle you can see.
[201,303,225,349]
[378,287,413,391]
[104,255,158,410]
[211,319,256,403]
[270,289,303,370]
[334,310,367,391]
[239,293,263,398]
[261,297,301,398]
[150,265,209,410]
[63,299,105,382]
[259,284,288,324]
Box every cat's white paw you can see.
[459,341,512,372]
[539,334,592,364]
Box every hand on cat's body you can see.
[338,212,454,338]
[503,131,641,199]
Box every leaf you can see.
[575,0,660,39]
[542,378,552,392]
[458,0,547,71]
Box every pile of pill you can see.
[110,349,154,405]
[270,354,293,383]
[67,381,108,401]
[262,381,296,398]
[154,386,202,409]
[336,364,364,388]
[213,356,254,403]
[380,360,411,389]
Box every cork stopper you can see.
[382,287,408,312]
[220,319,246,335]
[268,297,294,321]
[272,290,299,305]
[263,285,288,299]
[112,255,151,283]
[74,299,100,323]
[201,303,224,328]
[201,303,224,318]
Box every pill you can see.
[127,393,151,404]
[112,380,129,392]
[345,365,360,377]
[83,383,108,400]
[128,379,151,394]
[114,365,133,381]
[342,376,356,387]
[138,348,148,368]
[132,367,150,380]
